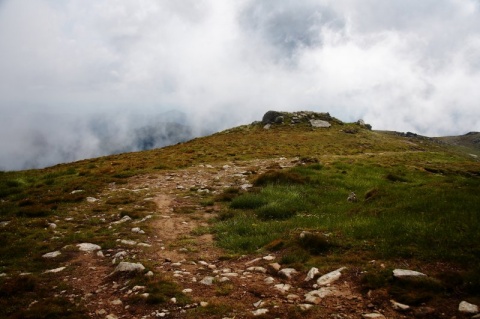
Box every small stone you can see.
[253,300,265,308]
[97,251,104,257]
[287,294,301,301]
[299,304,313,311]
[279,268,298,279]
[200,276,215,285]
[95,309,106,315]
[145,271,154,277]
[42,251,61,258]
[48,223,57,229]
[106,315,118,319]
[110,299,123,305]
[362,313,385,319]
[317,267,346,286]
[247,266,267,274]
[310,119,331,128]
[77,243,101,252]
[113,262,145,273]
[245,258,262,265]
[305,267,319,281]
[268,263,281,274]
[86,197,98,203]
[264,277,275,284]
[274,283,291,293]
[459,301,479,314]
[131,227,145,234]
[182,288,193,293]
[44,267,66,273]
[120,239,137,246]
[263,255,275,261]
[252,308,269,316]
[170,297,177,303]
[393,269,427,278]
[390,300,410,311]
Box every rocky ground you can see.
[37,157,479,319]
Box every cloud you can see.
[1,0,480,170]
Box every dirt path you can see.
[62,156,452,318]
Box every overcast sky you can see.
[1,0,480,170]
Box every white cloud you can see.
[0,0,479,170]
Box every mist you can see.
[1,0,480,170]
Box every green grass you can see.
[212,153,480,264]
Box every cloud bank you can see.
[1,0,480,170]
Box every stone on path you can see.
[42,251,61,258]
[77,243,101,252]
[44,267,66,273]
[113,262,145,274]
[305,267,319,281]
[252,308,269,316]
[362,313,385,319]
[317,267,346,286]
[393,269,427,278]
[200,276,214,286]
[278,268,297,279]
[459,301,479,314]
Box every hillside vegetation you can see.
[1,111,479,318]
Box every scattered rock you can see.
[262,111,283,125]
[112,216,132,225]
[347,192,357,202]
[278,268,297,279]
[267,263,281,274]
[113,262,145,274]
[247,266,267,274]
[310,119,331,128]
[120,239,137,246]
[299,304,314,311]
[110,299,123,305]
[145,271,154,277]
[274,283,291,293]
[317,267,346,286]
[362,313,385,319]
[182,288,193,293]
[393,269,427,278]
[305,267,319,281]
[44,267,66,274]
[390,300,410,312]
[48,223,57,229]
[252,308,269,316]
[264,277,275,284]
[305,287,339,304]
[106,314,118,319]
[263,255,275,261]
[459,301,479,314]
[42,251,61,258]
[86,197,98,203]
[77,243,101,252]
[200,276,215,285]
[131,227,145,234]
[70,190,84,194]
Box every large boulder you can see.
[262,111,284,125]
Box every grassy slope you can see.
[1,118,479,316]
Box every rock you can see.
[131,227,145,234]
[305,287,339,304]
[95,309,106,315]
[362,314,385,319]
[253,300,265,308]
[200,301,209,307]
[77,243,101,252]
[274,283,291,293]
[42,251,61,258]
[182,288,193,293]
[145,271,154,277]
[263,124,271,130]
[44,267,66,273]
[106,315,118,319]
[390,300,410,311]
[347,192,357,202]
[309,119,331,128]
[393,269,427,278]
[48,223,57,229]
[263,255,275,261]
[245,258,262,265]
[287,294,301,301]
[267,263,281,274]
[247,266,267,274]
[317,267,346,286]
[70,190,84,194]
[97,250,104,257]
[299,304,314,311]
[459,301,479,314]
[112,216,132,225]
[262,111,283,125]
[0,273,7,277]
[110,299,123,305]
[200,276,215,285]
[264,277,275,284]
[113,262,145,274]
[305,267,319,281]
[279,268,298,279]
[120,239,137,246]
[252,308,269,316]
[86,197,98,203]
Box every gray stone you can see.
[247,266,267,274]
[299,304,314,311]
[264,277,275,284]
[362,314,385,319]
[393,269,427,278]
[459,301,479,314]
[44,267,66,273]
[274,283,291,293]
[317,267,346,286]
[309,119,331,128]
[305,267,319,281]
[305,287,339,304]
[86,197,98,203]
[390,300,410,311]
[252,308,269,316]
[279,268,298,279]
[200,276,215,285]
[42,251,61,258]
[113,262,145,273]
[77,243,101,252]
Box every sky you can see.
[1,0,480,170]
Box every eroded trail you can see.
[64,157,416,318]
